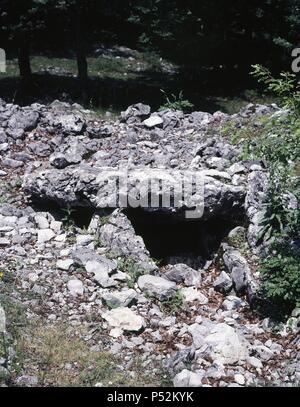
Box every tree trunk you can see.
[76,6,88,104]
[18,42,31,81]
[76,47,88,103]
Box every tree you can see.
[1,0,36,80]
[128,0,300,80]
[40,0,90,101]
[1,0,299,98]
[36,0,122,102]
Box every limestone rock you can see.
[181,287,208,304]
[0,306,6,333]
[143,115,163,128]
[121,103,151,123]
[85,260,117,288]
[138,275,177,301]
[101,289,138,308]
[37,229,56,244]
[56,259,74,271]
[165,264,201,287]
[173,370,202,387]
[223,246,251,294]
[213,271,233,295]
[67,279,84,296]
[102,307,145,332]
[8,109,39,132]
[205,323,248,364]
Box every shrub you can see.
[160,291,184,315]
[118,257,147,288]
[249,66,300,311]
[251,64,300,113]
[61,205,76,231]
[159,90,194,112]
[260,242,300,310]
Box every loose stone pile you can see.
[0,97,299,387]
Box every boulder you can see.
[205,323,248,364]
[8,109,39,132]
[37,229,56,244]
[48,112,85,134]
[67,279,84,296]
[173,370,202,387]
[102,307,145,332]
[188,323,211,349]
[143,115,163,128]
[99,211,157,273]
[213,271,233,295]
[23,166,246,222]
[72,248,109,267]
[28,142,52,157]
[85,259,117,288]
[181,287,208,304]
[121,103,151,123]
[223,246,251,294]
[101,289,138,308]
[165,264,201,287]
[138,275,177,301]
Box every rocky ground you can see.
[0,98,299,387]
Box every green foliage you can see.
[249,67,300,310]
[16,322,160,387]
[118,258,148,288]
[260,242,300,309]
[259,169,299,242]
[160,291,184,315]
[130,0,300,72]
[93,237,102,249]
[61,206,76,230]
[159,90,194,112]
[240,101,300,242]
[227,228,247,249]
[251,65,300,113]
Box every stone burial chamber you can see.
[23,163,247,269]
[21,101,270,272]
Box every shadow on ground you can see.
[0,64,266,114]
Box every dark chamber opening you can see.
[31,199,239,267]
[125,208,237,266]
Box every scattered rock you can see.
[165,264,201,287]
[181,287,208,304]
[121,103,151,123]
[85,260,117,288]
[0,99,294,387]
[102,307,145,332]
[222,296,246,311]
[67,279,84,296]
[101,289,138,308]
[0,238,10,247]
[56,259,74,271]
[8,110,39,132]
[223,246,251,294]
[37,229,56,244]
[143,115,164,128]
[213,271,233,295]
[205,323,249,364]
[34,215,50,229]
[138,275,177,301]
[234,373,245,385]
[0,306,6,333]
[173,370,202,387]
[2,157,24,168]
